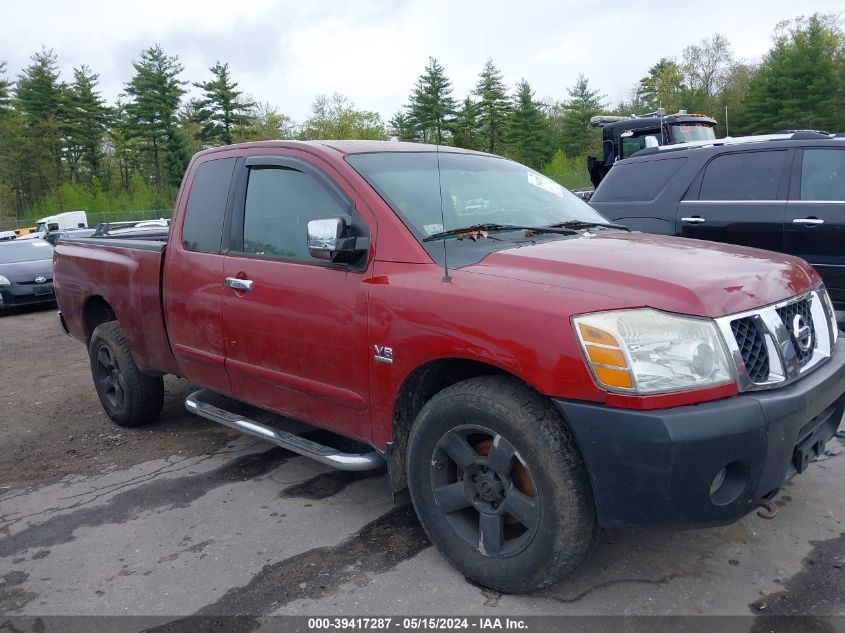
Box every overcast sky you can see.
[3,0,841,123]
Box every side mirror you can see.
[307,218,344,260]
[307,218,369,263]
[644,135,660,148]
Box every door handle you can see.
[224,277,254,292]
[792,218,824,226]
[681,217,706,224]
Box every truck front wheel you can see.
[407,376,595,593]
[89,321,164,427]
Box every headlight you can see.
[573,309,734,394]
[0,275,10,286]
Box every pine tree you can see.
[451,97,479,150]
[14,48,68,197]
[192,61,255,146]
[560,74,605,158]
[123,45,187,190]
[742,14,844,134]
[64,66,109,182]
[407,57,456,144]
[472,59,510,153]
[505,79,552,169]
[0,61,11,114]
[389,111,418,142]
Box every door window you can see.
[800,149,845,201]
[182,158,237,252]
[699,151,785,201]
[241,167,351,263]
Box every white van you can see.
[35,211,88,235]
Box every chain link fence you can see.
[0,209,172,233]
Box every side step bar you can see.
[185,389,385,471]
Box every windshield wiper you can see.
[547,220,631,232]
[422,223,576,242]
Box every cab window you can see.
[241,167,351,263]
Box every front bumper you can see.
[0,282,55,309]
[554,336,845,528]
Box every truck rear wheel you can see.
[407,375,595,593]
[89,321,164,427]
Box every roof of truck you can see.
[194,140,490,159]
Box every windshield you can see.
[670,122,716,143]
[0,240,54,264]
[347,152,609,244]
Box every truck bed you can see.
[53,237,180,376]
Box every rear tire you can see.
[89,321,164,427]
[407,375,595,593]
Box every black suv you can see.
[590,132,845,323]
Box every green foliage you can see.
[504,79,552,169]
[540,150,592,189]
[0,61,12,114]
[234,102,296,141]
[559,74,605,158]
[682,34,733,112]
[123,45,188,190]
[450,97,480,150]
[741,14,845,134]
[192,61,255,146]
[299,93,388,140]
[389,111,418,141]
[636,58,685,113]
[472,59,511,153]
[24,175,170,219]
[64,66,109,182]
[405,57,456,144]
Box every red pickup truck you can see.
[54,141,845,593]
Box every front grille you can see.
[718,289,835,392]
[731,317,770,382]
[776,298,816,367]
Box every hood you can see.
[0,258,54,283]
[464,232,818,318]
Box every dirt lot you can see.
[0,306,236,486]
[1,307,844,627]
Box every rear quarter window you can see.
[182,158,237,253]
[592,157,687,202]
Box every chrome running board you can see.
[185,389,384,471]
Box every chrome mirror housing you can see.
[307,218,345,260]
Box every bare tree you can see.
[682,34,733,110]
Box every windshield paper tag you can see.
[527,172,564,198]
[422,223,443,236]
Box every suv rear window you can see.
[182,158,236,253]
[592,158,686,202]
[699,151,785,201]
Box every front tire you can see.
[89,321,164,427]
[407,376,595,593]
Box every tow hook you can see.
[756,499,779,520]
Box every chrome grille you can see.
[730,317,769,383]
[776,298,815,367]
[716,288,837,392]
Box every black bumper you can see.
[554,337,845,529]
[0,283,55,309]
